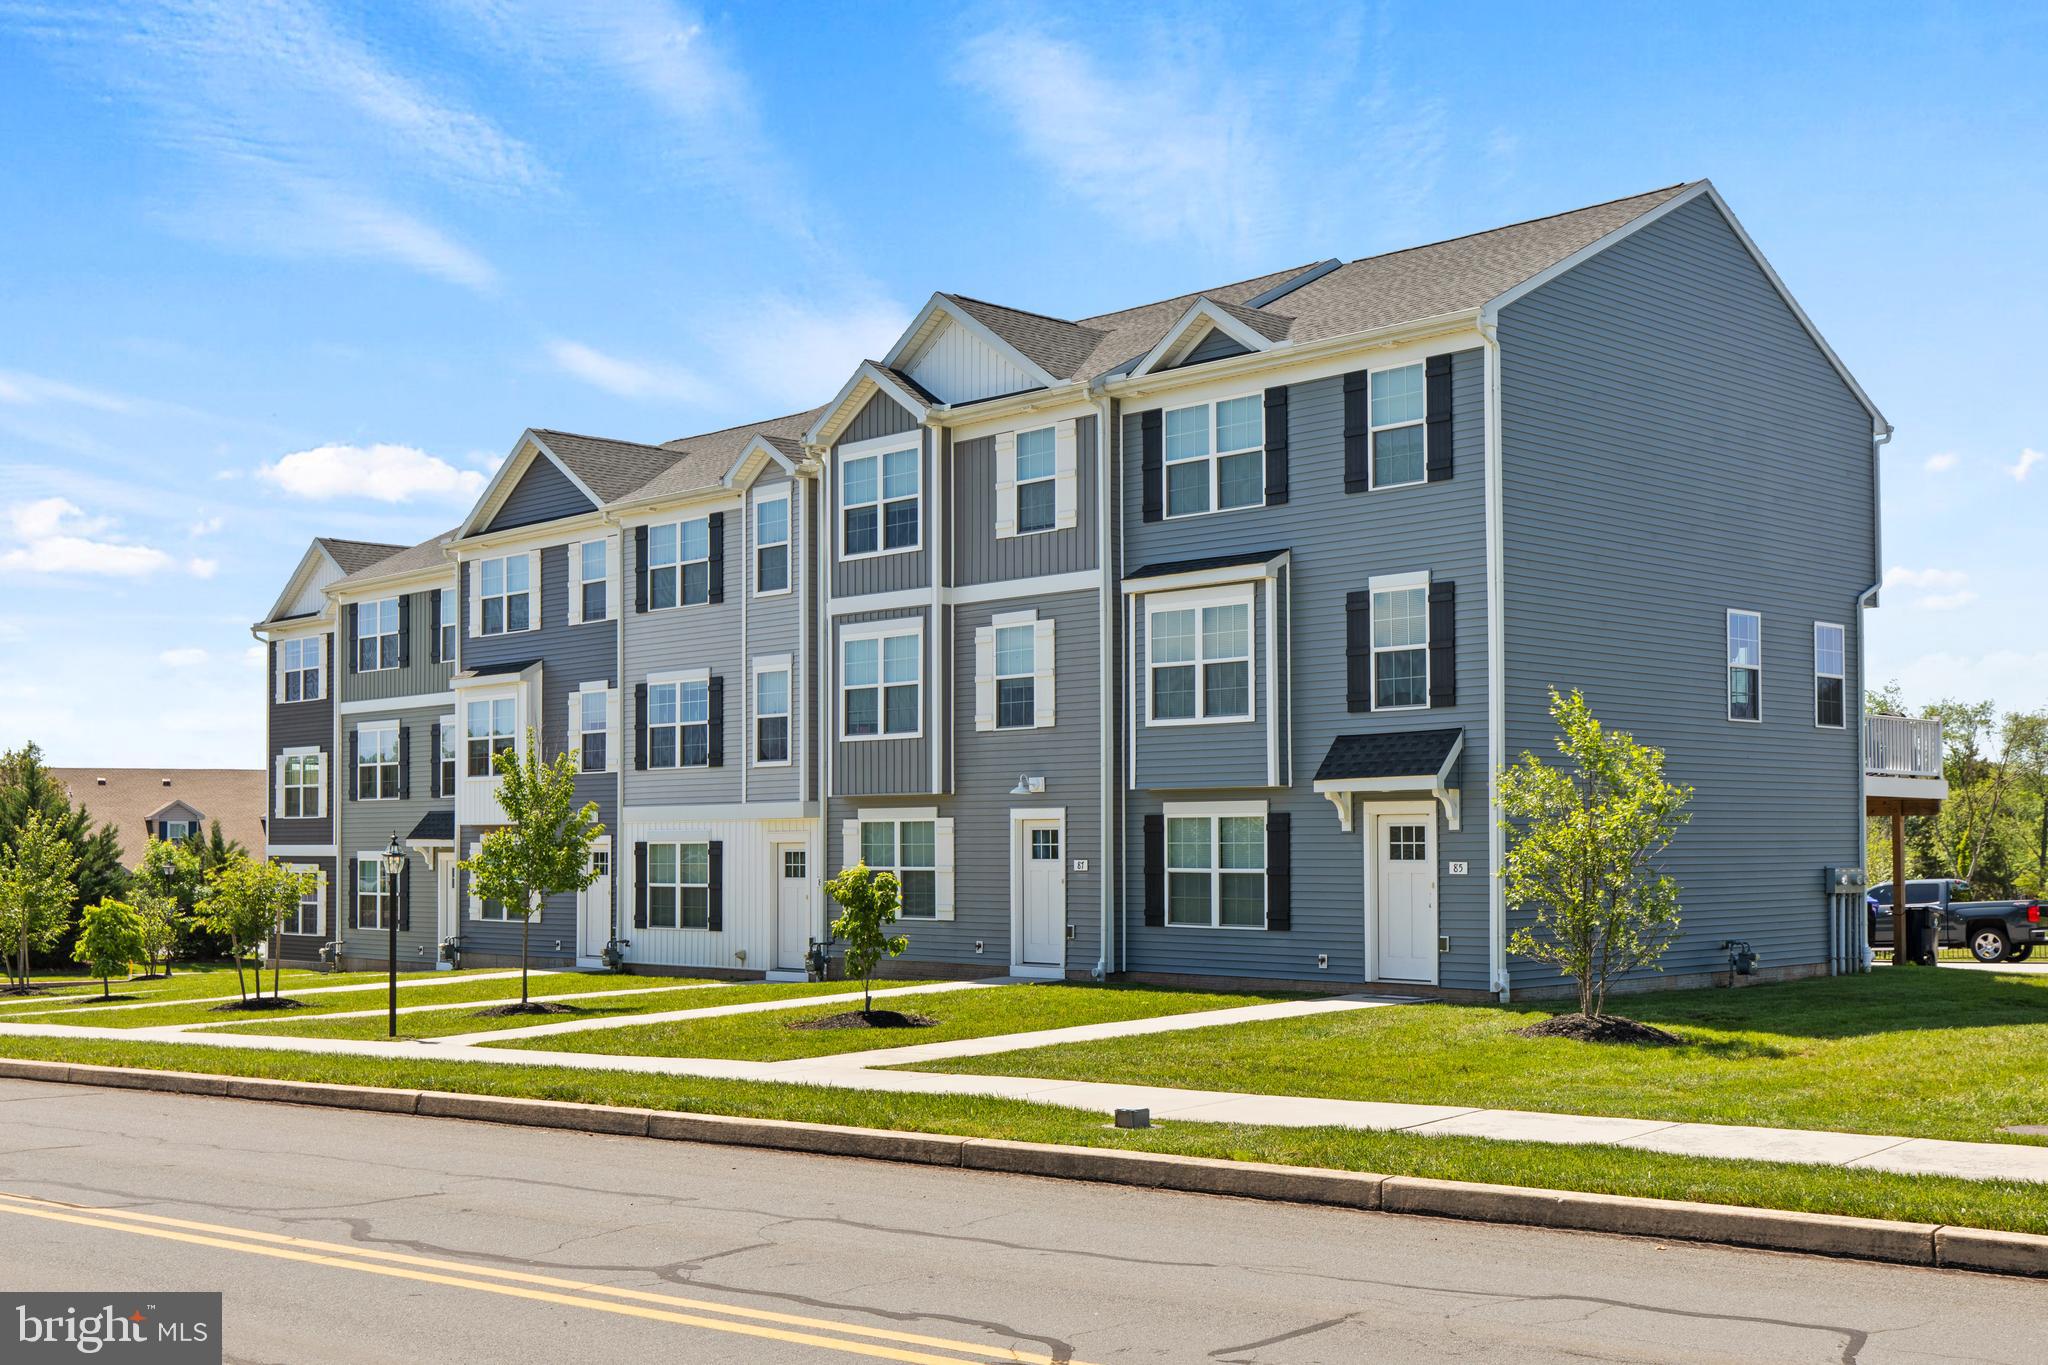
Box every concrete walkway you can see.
[0,968,544,1019]
[172,980,723,1031]
[427,979,995,1046]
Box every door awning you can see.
[1311,728,1464,830]
[406,809,455,847]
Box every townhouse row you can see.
[255,181,1888,998]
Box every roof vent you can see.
[96,777,107,786]
[161,778,172,786]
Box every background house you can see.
[50,769,266,867]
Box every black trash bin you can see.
[1907,906,1941,966]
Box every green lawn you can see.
[0,964,406,1015]
[487,982,1306,1061]
[905,968,2048,1146]
[0,1035,2042,1236]
[214,979,886,1041]
[24,969,649,1030]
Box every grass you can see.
[0,1035,2044,1237]
[212,979,890,1041]
[0,964,409,1015]
[487,982,1308,1061]
[904,967,2048,1146]
[40,970,651,1030]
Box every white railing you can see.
[1867,713,1944,779]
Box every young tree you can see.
[0,810,82,992]
[0,744,126,966]
[203,856,316,1003]
[824,862,909,1017]
[72,899,146,998]
[133,836,205,977]
[1502,689,1694,1022]
[458,730,602,1009]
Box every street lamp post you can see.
[381,836,406,1038]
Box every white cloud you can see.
[2009,448,2044,482]
[547,340,712,404]
[1923,451,1958,473]
[1877,648,2048,718]
[0,370,136,414]
[190,515,224,536]
[721,296,912,408]
[159,647,209,667]
[0,498,199,578]
[257,443,487,503]
[243,644,268,668]
[187,556,218,579]
[1883,565,1969,592]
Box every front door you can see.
[774,846,812,971]
[1373,812,1438,983]
[1018,819,1065,967]
[579,848,611,960]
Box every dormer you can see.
[1129,296,1294,377]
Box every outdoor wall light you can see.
[1010,774,1045,795]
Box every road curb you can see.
[3,1057,2043,1278]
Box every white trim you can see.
[723,433,799,485]
[839,618,924,743]
[276,745,324,821]
[1119,555,1285,596]
[266,843,336,857]
[1159,391,1266,521]
[1158,803,1270,931]
[625,801,816,824]
[804,362,934,449]
[336,691,450,716]
[1727,607,1764,723]
[640,511,718,612]
[1263,576,1279,786]
[836,430,924,562]
[884,293,1061,391]
[1130,297,1284,377]
[846,809,952,922]
[1142,583,1256,728]
[566,536,611,627]
[1364,360,1429,491]
[1009,806,1068,972]
[751,653,794,768]
[1361,799,1440,986]
[281,862,326,938]
[993,428,1017,540]
[1313,733,1464,832]
[1102,317,1482,410]
[1814,620,1847,730]
[456,432,605,540]
[832,570,1102,615]
[750,483,794,598]
[1367,572,1432,713]
[470,550,539,638]
[1052,417,1079,531]
[571,679,616,775]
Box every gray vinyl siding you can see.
[742,469,807,802]
[1177,327,1253,367]
[277,853,333,961]
[488,455,595,532]
[267,630,334,845]
[337,703,451,967]
[1498,192,1875,986]
[622,512,744,806]
[339,586,454,703]
[830,395,929,599]
[831,606,933,797]
[1119,351,1493,988]
[459,544,620,964]
[952,415,1099,586]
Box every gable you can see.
[1175,326,1253,368]
[286,553,343,617]
[487,452,597,532]
[842,390,921,446]
[901,316,1040,404]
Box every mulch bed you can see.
[211,997,308,1013]
[1515,1012,1682,1046]
[473,1001,578,1019]
[788,1009,938,1032]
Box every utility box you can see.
[1825,866,1866,893]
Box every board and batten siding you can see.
[267,630,334,846]
[338,584,455,703]
[336,701,452,967]
[1118,351,1493,988]
[830,394,930,599]
[951,414,1099,586]
[487,453,595,532]
[1498,193,1875,987]
[618,816,816,971]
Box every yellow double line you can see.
[0,1191,1091,1364]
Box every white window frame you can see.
[645,516,712,611]
[1162,393,1264,520]
[975,609,1056,732]
[1367,361,1428,491]
[646,668,712,769]
[465,841,510,921]
[840,620,923,741]
[643,840,713,931]
[1143,584,1255,727]
[354,853,393,931]
[753,655,793,767]
[858,818,939,919]
[474,553,536,636]
[1369,571,1431,712]
[355,722,400,801]
[1814,621,1846,730]
[752,486,792,596]
[1728,608,1763,723]
[284,864,324,937]
[278,746,323,820]
[465,696,517,777]
[356,597,400,672]
[1015,425,1058,536]
[570,539,608,625]
[279,636,322,702]
[436,588,456,662]
[573,682,615,774]
[839,432,922,560]
[436,713,458,794]
[1162,801,1268,931]
[160,819,195,842]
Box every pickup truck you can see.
[1868,878,2046,962]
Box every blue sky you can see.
[2,1,2043,768]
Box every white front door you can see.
[579,848,612,960]
[1373,811,1438,984]
[1018,819,1065,967]
[774,845,812,971]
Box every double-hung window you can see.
[647,678,710,767]
[1166,811,1267,928]
[1369,363,1426,488]
[468,847,508,920]
[1814,622,1845,729]
[843,626,920,738]
[356,723,399,799]
[1147,592,1251,723]
[354,856,391,930]
[478,555,532,635]
[754,491,790,593]
[356,597,399,671]
[645,842,711,929]
[1014,426,1056,534]
[281,750,322,819]
[1728,610,1763,721]
[437,588,456,661]
[995,622,1037,728]
[161,820,194,842]
[842,443,920,555]
[466,698,515,776]
[754,660,791,764]
[1163,396,1262,517]
[285,868,321,936]
[861,820,936,918]
[577,541,607,622]
[647,519,709,609]
[437,720,457,794]
[280,637,320,701]
[1371,579,1429,710]
[577,689,608,772]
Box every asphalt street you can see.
[0,1078,2040,1363]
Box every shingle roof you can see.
[332,528,457,590]
[315,537,406,576]
[50,769,267,868]
[1313,729,1464,783]
[941,295,1106,381]
[1207,296,1294,343]
[611,407,824,506]
[407,810,454,843]
[1126,548,1289,581]
[524,429,697,506]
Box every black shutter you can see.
[634,525,649,612]
[707,840,724,931]
[1428,580,1457,707]
[349,870,359,929]
[1343,370,1370,493]
[345,602,359,674]
[428,589,442,662]
[1266,812,1291,931]
[1346,590,1373,712]
[1425,353,1454,483]
[398,861,411,932]
[707,676,725,767]
[707,512,725,604]
[1263,385,1289,505]
[397,594,411,668]
[347,728,360,799]
[1143,814,1164,927]
[634,682,648,770]
[428,721,441,798]
[398,725,411,800]
[1139,410,1163,522]
[633,842,648,928]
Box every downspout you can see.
[1851,420,1893,972]
[1478,316,1509,1002]
[605,508,625,958]
[1094,392,1118,979]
